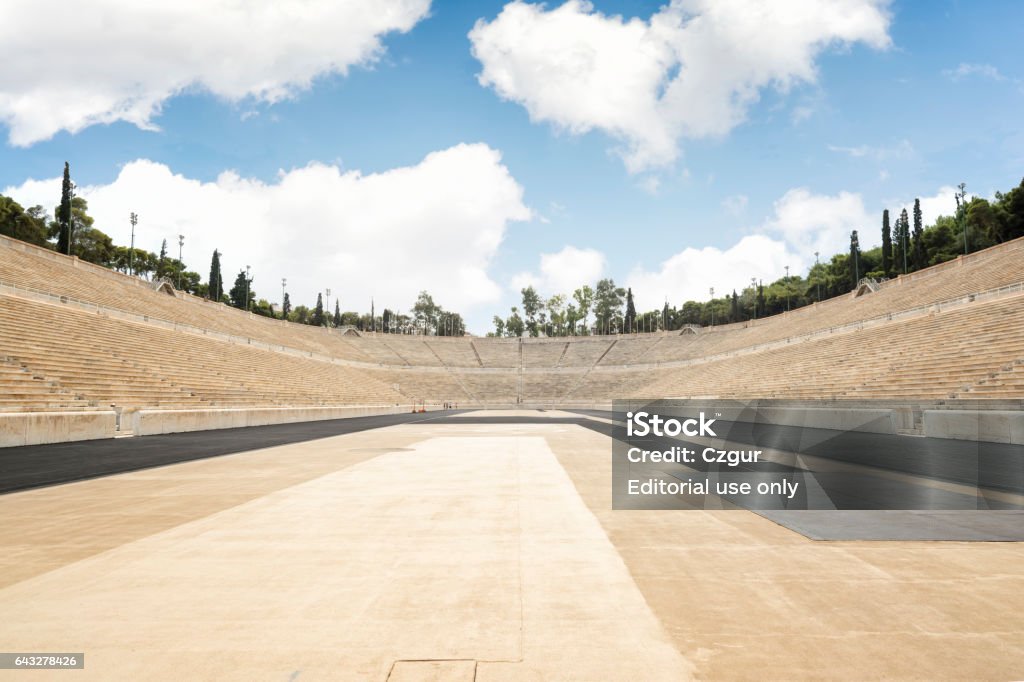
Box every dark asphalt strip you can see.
[0,410,467,495]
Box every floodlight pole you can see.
[784,265,790,311]
[66,183,75,255]
[751,277,757,320]
[958,182,968,255]
[902,223,908,274]
[129,213,138,276]
[814,251,821,302]
[177,235,184,290]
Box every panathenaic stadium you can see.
[2,231,1023,680]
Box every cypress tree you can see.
[912,198,925,270]
[731,291,739,322]
[208,249,223,301]
[662,301,670,331]
[312,293,325,327]
[333,300,342,327]
[850,230,861,287]
[57,162,73,254]
[282,292,291,319]
[157,239,168,279]
[899,208,910,273]
[881,209,892,277]
[624,288,636,332]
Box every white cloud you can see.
[3,144,531,318]
[721,194,748,216]
[791,105,817,124]
[470,0,891,172]
[637,176,662,195]
[511,245,606,296]
[893,186,967,226]
[627,235,796,311]
[763,187,874,254]
[627,187,875,309]
[0,0,431,146]
[827,139,913,161]
[942,63,1006,82]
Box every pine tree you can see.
[756,282,765,317]
[312,293,325,326]
[624,288,636,332]
[228,270,250,310]
[850,230,862,287]
[881,209,892,277]
[661,301,670,331]
[57,162,73,254]
[731,291,739,322]
[208,249,223,301]
[333,300,341,327]
[383,308,392,334]
[282,292,291,319]
[912,198,925,270]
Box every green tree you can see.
[252,298,274,317]
[412,291,440,334]
[56,162,73,254]
[546,294,566,336]
[382,308,393,333]
[491,315,506,337]
[662,301,671,330]
[282,292,292,319]
[679,300,702,325]
[520,286,542,337]
[208,250,225,301]
[156,239,169,279]
[881,209,892,277]
[229,270,253,310]
[624,288,636,332]
[849,230,861,287]
[112,245,150,275]
[311,293,325,326]
[0,196,50,247]
[922,215,961,266]
[572,285,594,334]
[992,178,1024,241]
[912,198,926,269]
[893,208,910,273]
[333,300,342,327]
[437,311,465,336]
[505,306,524,337]
[913,196,929,268]
[593,278,625,333]
[61,197,114,266]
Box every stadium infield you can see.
[0,410,1022,680]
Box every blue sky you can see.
[1,0,1022,332]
